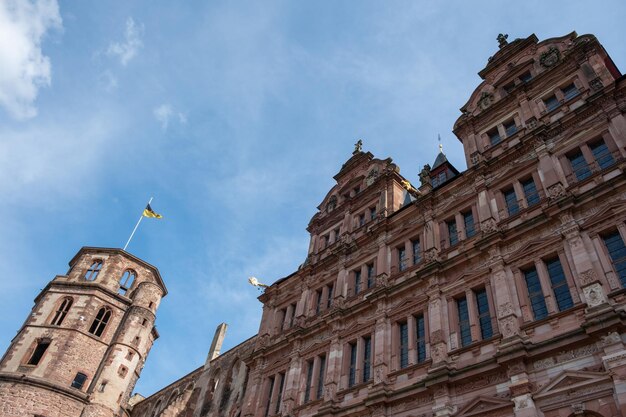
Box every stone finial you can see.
[353,139,363,154]
[497,33,509,48]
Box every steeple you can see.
[428,137,459,188]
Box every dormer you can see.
[453,32,622,168]
[429,147,459,189]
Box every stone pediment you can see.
[456,395,512,417]
[534,370,610,399]
[506,236,562,262]
[582,200,626,229]
[453,267,489,284]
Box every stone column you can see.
[423,212,440,263]
[323,335,342,403]
[475,175,498,233]
[427,282,448,370]
[281,344,302,416]
[600,331,626,415]
[372,314,389,386]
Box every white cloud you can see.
[153,103,186,130]
[0,0,62,120]
[106,17,143,66]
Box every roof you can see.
[432,151,448,169]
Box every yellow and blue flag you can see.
[142,204,163,219]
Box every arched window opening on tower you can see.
[118,270,136,296]
[25,338,51,366]
[84,260,103,281]
[50,297,73,326]
[89,307,112,337]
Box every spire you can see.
[438,133,443,153]
[432,134,447,169]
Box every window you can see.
[126,350,134,360]
[304,360,313,402]
[519,71,532,83]
[488,128,501,146]
[358,213,365,227]
[71,372,88,390]
[398,246,407,272]
[264,376,274,417]
[27,339,51,366]
[316,355,326,400]
[546,258,574,311]
[603,231,626,287]
[315,289,323,315]
[327,285,334,309]
[544,94,560,112]
[348,343,357,387]
[88,307,112,337]
[118,270,136,296]
[590,140,615,170]
[504,188,519,216]
[475,289,493,340]
[523,267,548,320]
[415,315,426,363]
[399,322,409,369]
[503,119,517,137]
[463,211,475,238]
[503,81,515,94]
[289,303,297,327]
[521,178,540,207]
[362,336,372,383]
[85,260,103,281]
[568,150,592,181]
[333,228,340,242]
[353,270,361,295]
[366,264,375,289]
[98,380,108,393]
[50,298,72,326]
[275,373,285,414]
[369,206,377,220]
[412,239,421,264]
[118,365,128,378]
[457,297,471,347]
[323,234,330,248]
[447,220,458,246]
[562,83,580,101]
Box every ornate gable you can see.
[534,370,613,408]
[456,395,512,417]
[581,199,626,230]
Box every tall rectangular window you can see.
[562,83,580,100]
[447,220,458,246]
[475,289,493,340]
[275,373,285,414]
[71,372,87,390]
[399,322,409,369]
[289,303,296,328]
[504,119,517,137]
[367,264,375,289]
[504,188,519,216]
[370,206,377,220]
[457,297,471,347]
[362,336,372,383]
[523,267,548,320]
[354,270,361,295]
[546,258,573,311]
[522,178,540,207]
[348,343,357,387]
[463,211,475,238]
[590,140,615,170]
[27,339,51,366]
[398,246,407,271]
[412,239,421,264]
[315,290,323,315]
[264,376,275,417]
[304,360,313,403]
[568,150,592,181]
[603,231,626,287]
[316,355,326,400]
[358,214,366,227]
[415,314,426,363]
[544,94,560,111]
[327,285,333,309]
[488,128,501,146]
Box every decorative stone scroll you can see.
[583,283,606,307]
[480,219,498,234]
[578,269,598,286]
[547,183,568,200]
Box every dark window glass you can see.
[264,377,274,417]
[457,297,472,347]
[327,285,333,308]
[348,343,357,387]
[562,83,580,101]
[519,71,532,83]
[358,214,365,227]
[118,270,136,296]
[590,140,615,170]
[463,211,475,238]
[475,289,493,339]
[275,373,285,414]
[398,247,407,272]
[289,303,296,327]
[304,360,313,402]
[334,228,340,242]
[315,290,322,315]
[362,337,372,383]
[370,207,377,220]
[504,120,517,137]
[399,322,409,369]
[447,220,458,246]
[504,188,519,216]
[544,95,560,111]
[503,81,515,94]
[603,231,626,287]
[354,270,361,295]
[522,178,540,207]
[546,258,573,311]
[51,298,72,326]
[27,339,51,365]
[488,128,501,146]
[85,260,103,281]
[367,264,375,289]
[568,150,592,181]
[412,239,421,264]
[416,315,426,363]
[71,372,87,390]
[88,307,111,337]
[523,267,548,320]
[317,355,326,400]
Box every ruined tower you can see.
[0,247,167,417]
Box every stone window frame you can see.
[118,269,137,296]
[593,223,626,293]
[84,259,104,281]
[391,309,430,372]
[22,337,52,367]
[439,204,480,250]
[448,284,497,349]
[392,232,424,275]
[49,296,73,326]
[512,250,579,324]
[70,371,89,391]
[537,76,585,115]
[494,170,545,221]
[302,352,327,404]
[88,306,113,338]
[278,301,298,331]
[341,330,375,391]
[347,257,377,298]
[558,132,620,186]
[262,367,288,415]
[481,113,523,150]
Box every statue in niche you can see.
[419,164,431,186]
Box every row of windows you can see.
[84,260,137,296]
[566,139,616,182]
[47,297,112,337]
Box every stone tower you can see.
[0,247,167,417]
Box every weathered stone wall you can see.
[0,380,85,417]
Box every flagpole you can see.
[123,197,152,251]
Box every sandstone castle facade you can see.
[2,31,626,417]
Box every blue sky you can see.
[1,0,625,397]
